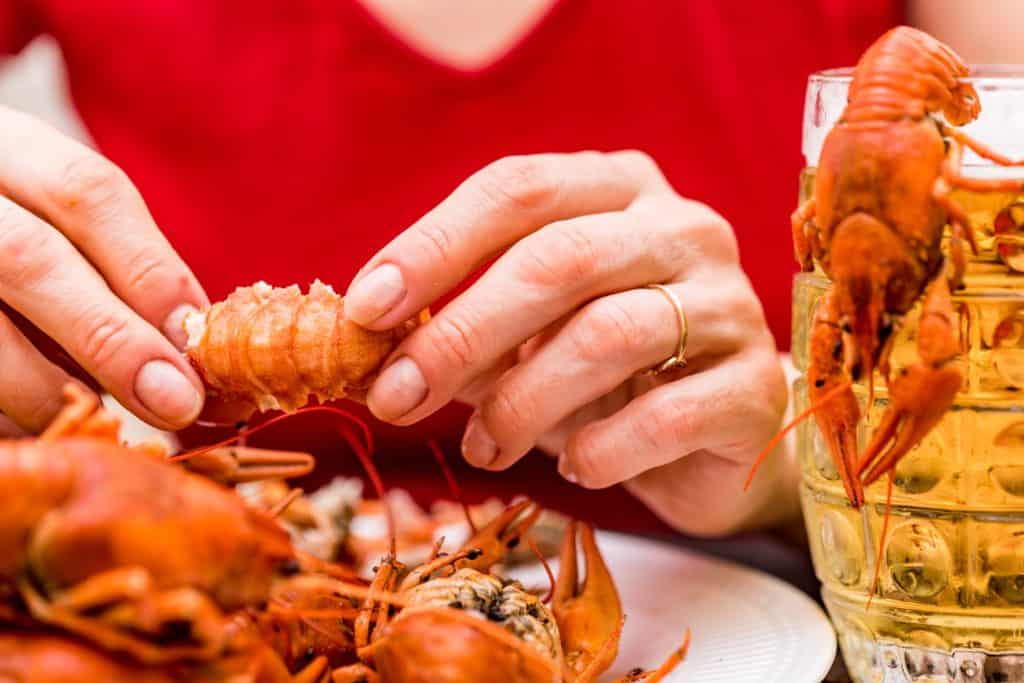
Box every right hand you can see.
[0,107,207,435]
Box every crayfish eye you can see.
[156,620,193,644]
[850,361,863,380]
[280,559,301,576]
[879,317,895,344]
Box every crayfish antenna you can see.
[527,537,556,603]
[744,380,853,491]
[866,471,895,610]
[266,488,304,518]
[428,440,476,533]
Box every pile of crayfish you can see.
[0,278,689,682]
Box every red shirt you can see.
[1,0,901,531]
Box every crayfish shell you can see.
[368,569,562,683]
[373,608,559,683]
[400,568,560,662]
[184,280,425,412]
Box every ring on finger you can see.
[645,283,688,375]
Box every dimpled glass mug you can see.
[794,68,1024,683]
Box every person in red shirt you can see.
[0,0,1013,535]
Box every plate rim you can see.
[590,529,837,683]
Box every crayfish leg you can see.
[19,578,219,664]
[807,291,864,508]
[791,198,818,272]
[329,662,380,683]
[291,655,330,683]
[182,447,315,485]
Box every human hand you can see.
[0,108,207,435]
[346,151,792,535]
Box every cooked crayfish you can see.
[0,384,298,665]
[320,500,686,683]
[759,26,1024,508]
[184,280,427,412]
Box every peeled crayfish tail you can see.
[184,280,426,412]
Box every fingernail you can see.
[162,304,200,350]
[558,453,579,484]
[462,414,498,467]
[368,356,428,421]
[134,360,202,425]
[346,264,406,325]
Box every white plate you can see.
[507,531,836,683]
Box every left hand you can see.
[345,151,792,535]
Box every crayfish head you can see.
[944,80,981,127]
[830,213,931,383]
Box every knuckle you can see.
[482,382,534,444]
[51,153,129,213]
[700,209,740,262]
[613,149,658,174]
[517,224,600,288]
[72,307,134,368]
[424,309,483,373]
[0,205,57,288]
[571,298,649,364]
[23,391,65,434]
[479,156,560,212]
[568,436,614,489]
[123,249,186,299]
[666,200,739,263]
[634,396,692,453]
[411,220,457,264]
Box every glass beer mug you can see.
[795,68,1024,682]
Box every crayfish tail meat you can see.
[184,280,426,413]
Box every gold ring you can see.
[645,284,688,375]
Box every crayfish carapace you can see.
[750,26,1024,511]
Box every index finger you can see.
[344,151,665,330]
[0,107,208,348]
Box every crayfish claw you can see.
[857,363,961,487]
[40,384,120,443]
[552,521,623,680]
[456,499,541,573]
[180,446,315,485]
